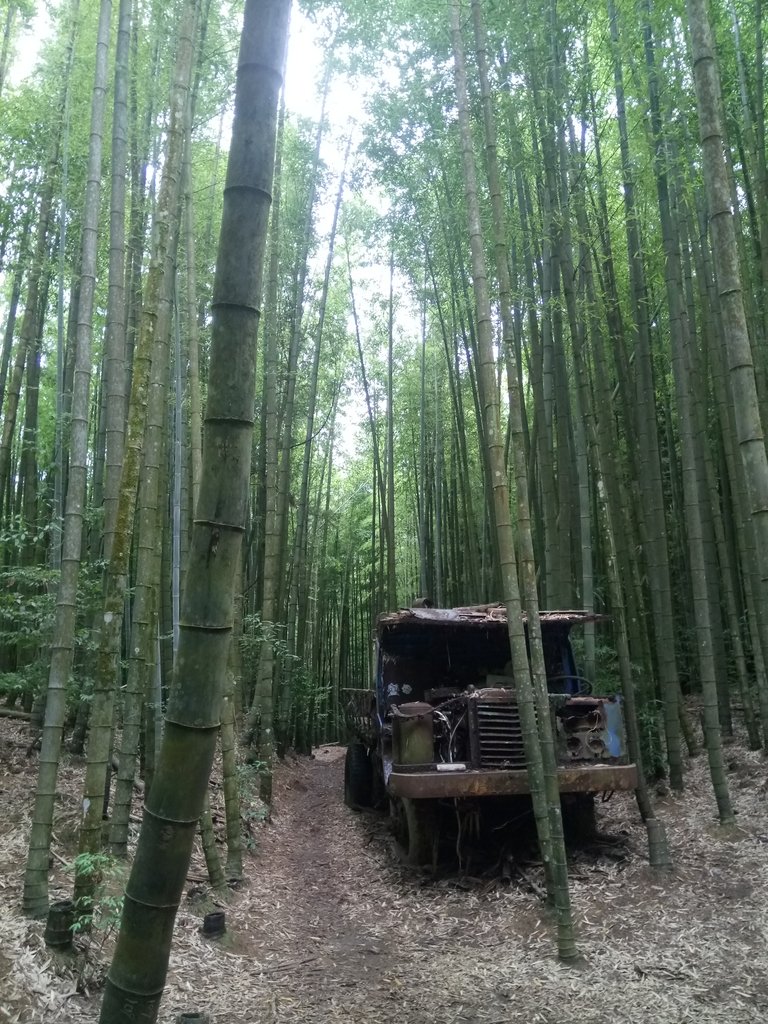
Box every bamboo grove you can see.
[0,0,767,976]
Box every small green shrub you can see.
[0,553,103,711]
[69,851,126,934]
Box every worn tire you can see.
[370,753,388,810]
[391,797,439,866]
[344,742,373,809]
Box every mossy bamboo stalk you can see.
[245,97,284,801]
[641,0,733,823]
[98,1,289,1017]
[221,668,243,882]
[74,0,197,909]
[610,0,685,788]
[101,0,131,559]
[22,0,104,918]
[687,0,768,698]
[451,0,576,960]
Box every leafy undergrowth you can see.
[1,718,767,1023]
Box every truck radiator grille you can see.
[475,701,526,768]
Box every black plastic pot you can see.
[202,910,226,937]
[44,900,75,950]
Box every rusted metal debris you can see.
[377,605,609,629]
[388,763,638,799]
[343,604,637,864]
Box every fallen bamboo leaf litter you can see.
[0,725,767,1022]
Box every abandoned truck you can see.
[343,604,637,864]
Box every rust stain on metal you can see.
[343,604,638,850]
[388,763,638,799]
[377,605,609,629]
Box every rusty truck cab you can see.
[345,605,637,864]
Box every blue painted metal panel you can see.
[602,698,625,758]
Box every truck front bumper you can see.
[387,762,638,799]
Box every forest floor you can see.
[1,717,768,1024]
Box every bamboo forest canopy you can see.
[1,0,768,782]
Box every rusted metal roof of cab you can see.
[376,605,608,632]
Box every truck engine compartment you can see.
[343,606,638,864]
[375,607,626,774]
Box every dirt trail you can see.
[173,744,768,1024]
[208,746,542,1024]
[2,726,768,1023]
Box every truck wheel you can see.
[370,754,388,810]
[392,797,438,866]
[344,742,373,810]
